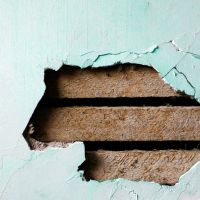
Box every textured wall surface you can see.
[1,1,200,199]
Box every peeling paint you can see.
[1,0,200,199]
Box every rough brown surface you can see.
[44,64,179,98]
[83,150,200,185]
[32,106,200,142]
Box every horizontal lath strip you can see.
[80,150,200,185]
[44,64,180,98]
[31,106,200,142]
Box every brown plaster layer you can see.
[32,106,200,142]
[45,65,179,98]
[83,150,200,185]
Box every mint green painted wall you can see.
[1,1,200,199]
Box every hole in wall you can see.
[23,63,200,185]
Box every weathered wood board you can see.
[32,106,200,142]
[45,65,179,98]
[83,150,200,185]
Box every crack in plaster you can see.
[110,181,120,200]
[165,66,196,97]
[177,183,190,200]
[0,153,35,199]
[161,37,200,99]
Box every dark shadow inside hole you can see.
[83,141,200,151]
[39,97,199,107]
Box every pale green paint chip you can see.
[1,0,200,199]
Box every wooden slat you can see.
[32,106,200,142]
[45,65,179,98]
[83,150,200,185]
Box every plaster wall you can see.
[1,1,200,199]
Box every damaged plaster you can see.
[1,0,200,199]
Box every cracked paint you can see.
[1,0,200,199]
